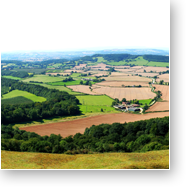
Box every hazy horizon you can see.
[1,0,169,54]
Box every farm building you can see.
[122,102,130,105]
[127,107,141,112]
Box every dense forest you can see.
[1,78,80,124]
[1,70,30,78]
[143,55,169,62]
[1,116,169,154]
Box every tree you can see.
[121,98,126,102]
[80,80,83,85]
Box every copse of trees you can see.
[1,117,169,154]
[1,78,80,124]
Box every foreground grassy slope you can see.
[1,150,169,169]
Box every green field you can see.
[77,95,117,114]
[2,90,46,102]
[1,96,34,105]
[35,83,83,95]
[2,76,22,80]
[1,150,169,169]
[22,75,65,83]
[77,95,114,105]
[90,56,169,67]
[139,99,152,105]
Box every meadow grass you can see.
[2,90,46,102]
[139,99,152,105]
[2,76,22,80]
[22,75,64,83]
[47,80,82,86]
[1,150,169,169]
[77,95,114,106]
[79,105,117,113]
[77,95,117,114]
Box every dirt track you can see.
[21,112,169,138]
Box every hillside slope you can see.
[1,150,169,169]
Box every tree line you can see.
[1,78,80,124]
[1,116,169,154]
[1,70,30,78]
[143,55,169,63]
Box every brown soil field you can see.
[156,74,169,83]
[21,112,169,138]
[136,73,159,77]
[147,102,169,112]
[138,67,169,73]
[73,64,87,69]
[153,85,169,101]
[67,85,101,95]
[103,75,152,82]
[92,86,155,100]
[96,81,149,87]
[89,63,108,70]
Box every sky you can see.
[0,0,170,53]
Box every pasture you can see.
[22,75,64,83]
[1,150,169,169]
[2,76,22,80]
[2,90,46,102]
[77,95,114,106]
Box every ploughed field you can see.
[147,85,169,112]
[21,112,169,138]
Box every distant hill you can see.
[1,49,169,62]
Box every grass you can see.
[77,95,117,114]
[2,76,22,80]
[1,96,34,105]
[1,150,169,169]
[2,90,46,103]
[22,75,65,83]
[35,83,83,95]
[90,56,169,67]
[139,99,152,105]
[77,95,114,106]
[79,105,117,114]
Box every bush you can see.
[140,142,162,152]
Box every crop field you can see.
[138,66,169,73]
[2,76,22,80]
[156,74,169,83]
[21,112,169,138]
[146,61,169,67]
[2,90,46,102]
[47,80,82,86]
[92,86,155,100]
[1,150,169,169]
[96,81,149,87]
[1,96,34,105]
[22,75,65,83]
[147,102,169,112]
[67,85,100,95]
[102,75,152,82]
[153,85,169,101]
